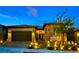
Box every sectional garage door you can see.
[12,31,32,41]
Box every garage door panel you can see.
[12,31,32,41]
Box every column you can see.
[32,32,36,42]
[7,30,12,42]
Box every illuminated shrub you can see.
[28,42,34,49]
[64,43,71,51]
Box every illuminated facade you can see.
[43,23,67,45]
[0,23,79,45]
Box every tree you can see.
[55,11,75,45]
[55,11,75,32]
[63,16,75,32]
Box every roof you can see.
[74,27,79,32]
[44,22,64,25]
[7,25,36,28]
[43,22,64,28]
[36,26,43,30]
[0,24,7,28]
[7,25,43,29]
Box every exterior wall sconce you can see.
[0,40,3,44]
[77,32,79,37]
[77,47,79,52]
[36,30,45,34]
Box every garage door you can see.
[12,31,32,41]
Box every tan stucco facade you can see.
[44,23,67,44]
[6,23,67,44]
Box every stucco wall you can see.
[44,24,66,44]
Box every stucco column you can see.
[32,32,36,42]
[7,30,12,42]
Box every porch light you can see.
[77,32,79,37]
[36,30,45,34]
[36,31,39,34]
[77,47,79,52]
[0,40,3,43]
[32,32,35,36]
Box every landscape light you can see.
[34,42,39,49]
[54,44,57,48]
[47,44,50,47]
[71,41,74,45]
[67,41,71,44]
[47,41,50,47]
[30,42,33,45]
[54,47,57,50]
[68,47,72,51]
[60,46,64,50]
[74,43,77,46]
[29,44,32,47]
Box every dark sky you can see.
[0,6,79,27]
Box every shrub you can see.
[47,47,53,50]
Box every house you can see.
[43,23,67,45]
[0,22,79,46]
[0,23,67,45]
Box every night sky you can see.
[0,6,79,27]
